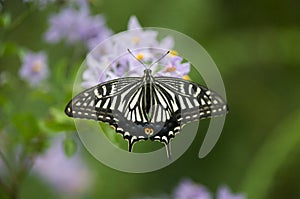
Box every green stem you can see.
[9,156,34,199]
[0,177,12,198]
[0,149,11,173]
[0,148,35,199]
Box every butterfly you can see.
[65,49,228,158]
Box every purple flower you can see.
[135,179,246,199]
[156,55,190,79]
[44,5,112,49]
[87,27,113,50]
[81,54,107,88]
[19,51,49,87]
[216,186,245,199]
[111,49,156,76]
[126,16,174,50]
[128,15,142,30]
[121,16,159,49]
[33,136,93,196]
[173,179,212,199]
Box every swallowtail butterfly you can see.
[65,50,228,158]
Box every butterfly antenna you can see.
[149,50,170,69]
[127,49,147,68]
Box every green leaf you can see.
[63,136,77,157]
[54,59,68,84]
[0,13,11,28]
[39,120,75,134]
[0,42,18,57]
[38,107,76,134]
[12,112,40,139]
[50,107,72,123]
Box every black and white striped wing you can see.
[136,76,228,150]
[65,77,147,148]
[154,76,228,124]
[65,77,141,120]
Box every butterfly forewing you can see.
[65,77,141,132]
[155,77,228,122]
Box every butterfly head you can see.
[144,68,152,76]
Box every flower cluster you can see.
[136,179,245,199]
[82,16,190,88]
[44,0,112,49]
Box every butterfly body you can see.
[65,67,228,158]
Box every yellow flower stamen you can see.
[170,50,178,56]
[165,66,177,72]
[136,53,144,60]
[183,75,190,80]
[32,60,43,73]
[132,36,140,44]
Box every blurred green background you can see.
[1,0,300,199]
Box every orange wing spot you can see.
[145,127,154,135]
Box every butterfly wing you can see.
[150,76,228,142]
[156,76,228,120]
[65,77,149,151]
